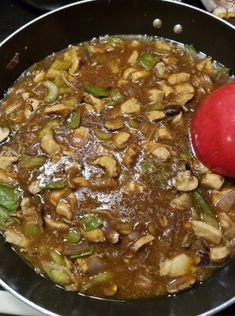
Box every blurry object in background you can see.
[201,0,235,19]
[20,0,78,11]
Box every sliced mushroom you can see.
[168,73,190,85]
[81,228,106,243]
[148,110,166,122]
[148,89,165,103]
[0,127,10,143]
[56,201,73,220]
[131,70,150,81]
[33,70,46,83]
[172,171,198,192]
[159,254,196,277]
[197,57,215,74]
[210,246,230,262]
[155,39,171,51]
[93,155,118,177]
[127,50,139,65]
[170,193,192,211]
[105,119,124,130]
[171,112,183,126]
[5,230,29,248]
[44,103,73,114]
[121,98,141,114]
[44,217,69,230]
[113,131,130,146]
[214,189,235,212]
[132,234,155,252]
[191,220,222,244]
[41,133,61,155]
[152,146,170,162]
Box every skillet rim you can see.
[0,1,235,315]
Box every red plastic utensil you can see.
[191,82,235,178]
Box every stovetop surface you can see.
[0,0,234,315]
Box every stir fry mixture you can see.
[0,36,234,299]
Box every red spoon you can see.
[191,82,235,178]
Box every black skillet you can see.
[0,1,235,315]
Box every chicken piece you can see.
[210,246,230,262]
[123,144,139,167]
[49,188,68,206]
[122,181,145,194]
[21,197,36,215]
[84,93,104,113]
[73,176,90,187]
[170,193,192,211]
[0,169,14,183]
[218,212,235,239]
[173,83,195,105]
[105,119,124,130]
[132,235,155,252]
[155,39,171,51]
[159,254,196,277]
[63,47,80,74]
[93,155,118,177]
[81,228,106,243]
[40,134,61,155]
[152,146,170,162]
[72,127,89,147]
[160,83,174,97]
[127,50,139,65]
[33,70,46,83]
[168,73,190,85]
[191,220,222,244]
[201,173,224,190]
[56,201,73,220]
[113,131,130,146]
[148,88,165,103]
[0,127,10,143]
[0,155,18,169]
[172,171,198,192]
[148,111,166,122]
[157,127,172,140]
[197,57,215,74]
[155,62,168,78]
[5,230,29,248]
[28,180,41,194]
[121,98,141,114]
